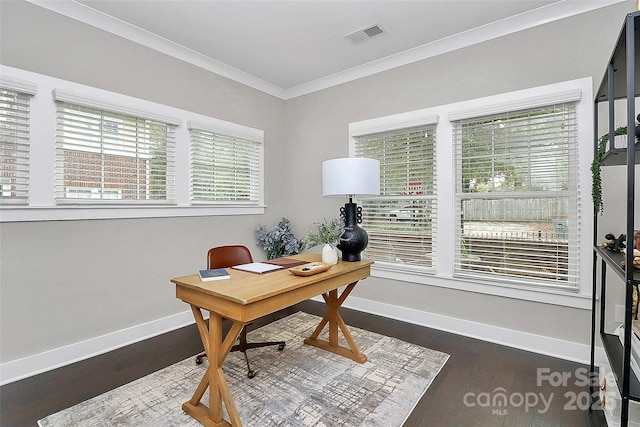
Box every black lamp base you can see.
[337,201,368,262]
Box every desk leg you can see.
[182,306,244,427]
[304,282,367,364]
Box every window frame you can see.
[0,65,265,221]
[188,120,264,206]
[0,76,36,205]
[351,114,438,273]
[349,78,594,309]
[452,101,580,291]
[53,90,179,205]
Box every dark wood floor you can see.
[1,300,607,427]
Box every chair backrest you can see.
[207,245,253,269]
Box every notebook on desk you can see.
[231,262,284,274]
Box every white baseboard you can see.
[0,310,198,386]
[1,297,606,386]
[330,295,608,366]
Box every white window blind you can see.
[453,102,580,289]
[54,101,176,204]
[189,126,261,204]
[0,86,34,204]
[354,124,436,268]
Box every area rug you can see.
[38,311,449,426]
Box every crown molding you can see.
[27,0,627,101]
[25,0,288,99]
[284,0,626,99]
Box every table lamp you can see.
[322,158,380,261]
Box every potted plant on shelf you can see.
[591,125,627,214]
[307,217,344,264]
[256,217,306,259]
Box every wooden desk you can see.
[171,254,373,427]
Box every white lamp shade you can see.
[322,158,380,197]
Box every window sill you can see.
[370,263,592,310]
[0,205,265,222]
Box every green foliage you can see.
[591,126,627,214]
[256,217,306,259]
[306,217,344,247]
[461,107,570,193]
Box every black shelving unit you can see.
[590,11,640,427]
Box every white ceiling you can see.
[28,0,626,99]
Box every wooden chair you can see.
[194,245,286,378]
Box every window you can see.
[353,120,437,270]
[54,92,177,204]
[452,102,580,290]
[349,79,592,307]
[0,79,36,205]
[188,123,262,205]
[0,66,266,221]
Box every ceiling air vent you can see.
[344,24,386,45]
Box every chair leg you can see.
[196,325,285,379]
[232,327,256,378]
[242,350,256,379]
[195,352,206,365]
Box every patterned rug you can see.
[38,311,449,426]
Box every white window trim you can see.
[0,65,265,221]
[349,77,594,309]
[0,76,37,95]
[187,120,263,143]
[52,88,182,126]
[187,121,264,205]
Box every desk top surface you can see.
[171,253,373,305]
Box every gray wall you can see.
[0,1,289,363]
[0,0,636,367]
[281,0,636,346]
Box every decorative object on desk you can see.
[306,217,344,264]
[288,261,333,276]
[256,217,306,259]
[38,312,449,427]
[601,233,626,252]
[321,243,339,264]
[198,268,230,281]
[322,158,380,262]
